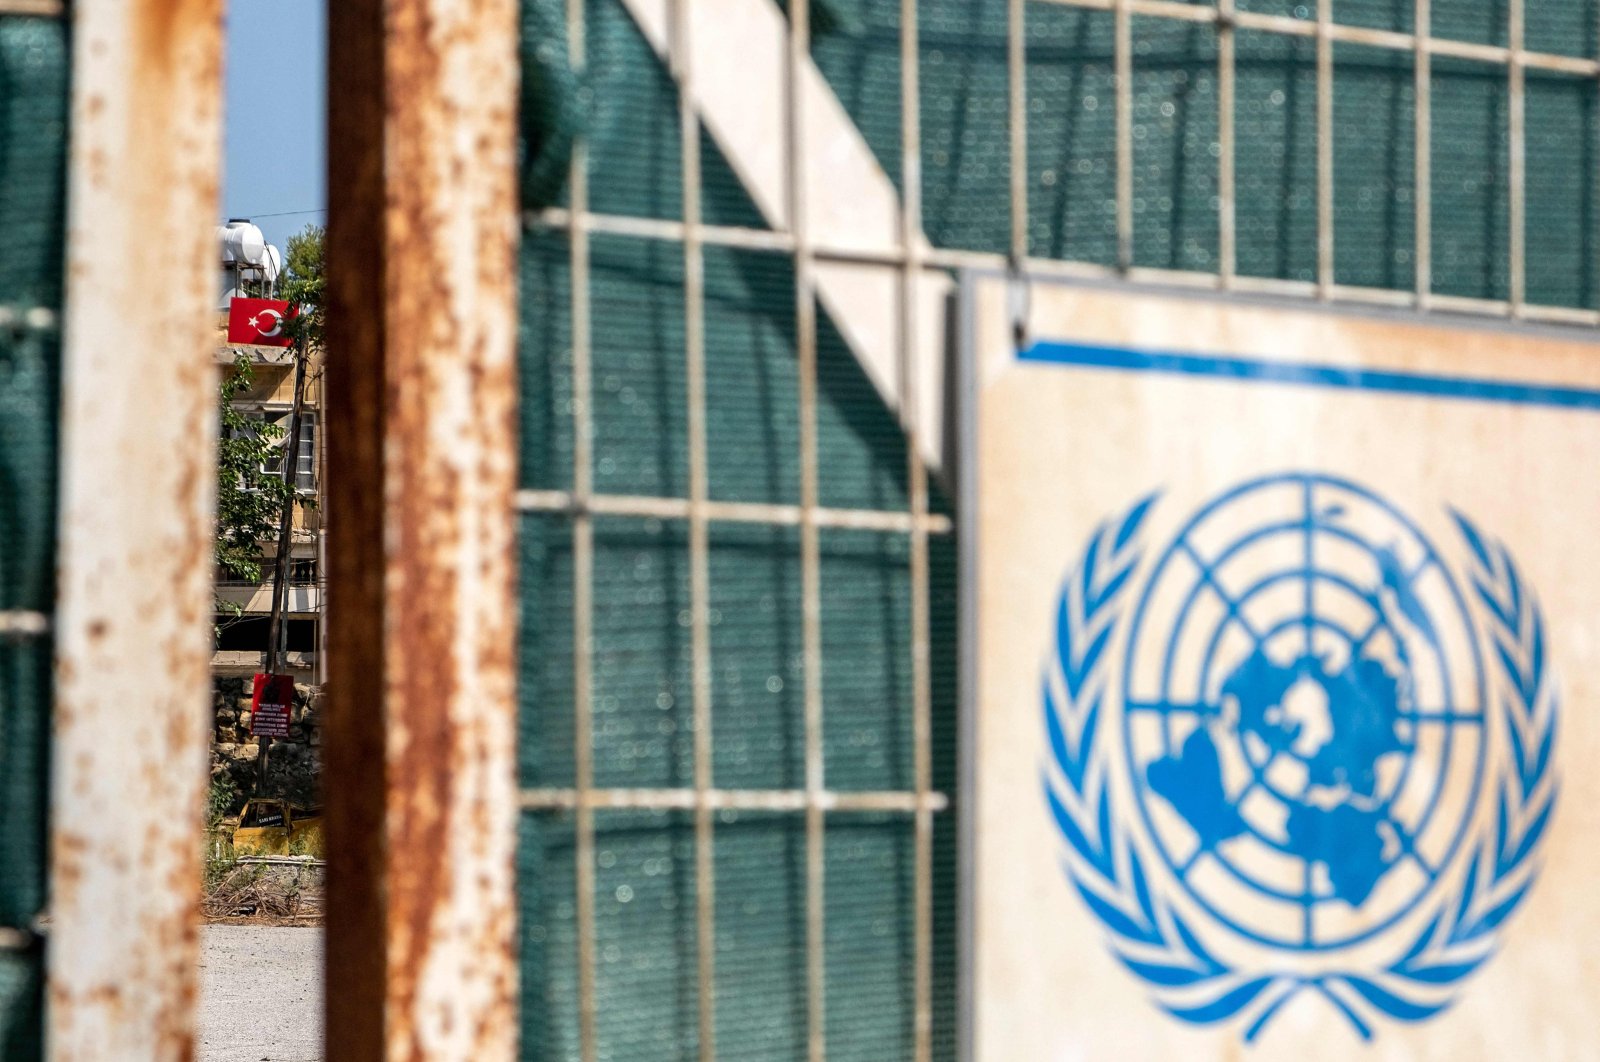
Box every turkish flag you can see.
[227,297,296,347]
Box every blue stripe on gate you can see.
[1020,340,1600,411]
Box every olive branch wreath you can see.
[1041,494,1558,1041]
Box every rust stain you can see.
[321,0,518,1057]
[324,0,392,1052]
[51,0,223,1058]
[381,2,517,1058]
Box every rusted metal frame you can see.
[1316,0,1334,298]
[49,0,224,1057]
[899,0,935,1058]
[1115,0,1134,271]
[786,2,828,1059]
[1415,0,1431,308]
[514,489,954,534]
[1008,0,1028,266]
[0,611,49,636]
[1217,0,1237,287]
[323,0,521,1057]
[324,0,389,1054]
[1507,0,1525,317]
[565,0,600,1057]
[522,788,950,814]
[0,0,61,13]
[669,2,719,1058]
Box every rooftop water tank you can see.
[219,218,267,266]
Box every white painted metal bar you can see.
[1217,0,1237,287]
[0,925,40,952]
[902,0,934,1055]
[1316,0,1334,298]
[1415,0,1432,308]
[786,2,829,1059]
[670,1,718,1057]
[566,0,599,1058]
[521,788,951,814]
[1115,0,1134,271]
[616,0,955,476]
[49,0,224,1056]
[1507,0,1526,317]
[0,305,57,328]
[0,611,49,637]
[531,209,795,251]
[1009,0,1028,265]
[901,0,934,1058]
[513,489,954,535]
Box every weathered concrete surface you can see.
[198,924,323,1062]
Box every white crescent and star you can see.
[248,308,284,337]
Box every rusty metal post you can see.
[324,0,520,1058]
[48,0,225,1057]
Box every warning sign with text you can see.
[249,673,294,738]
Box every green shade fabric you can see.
[516,0,958,1050]
[517,0,1592,1058]
[0,12,69,1061]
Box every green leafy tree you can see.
[215,354,295,601]
[280,224,325,349]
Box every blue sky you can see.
[223,0,327,256]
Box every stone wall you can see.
[210,677,323,810]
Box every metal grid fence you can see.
[530,0,1600,325]
[518,1,952,1060]
[517,0,1595,1059]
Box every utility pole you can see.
[258,336,309,791]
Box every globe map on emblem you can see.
[1120,474,1486,951]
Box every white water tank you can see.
[262,243,282,285]
[218,219,283,306]
[219,218,267,266]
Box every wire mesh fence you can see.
[516,1,958,1058]
[515,0,1598,1059]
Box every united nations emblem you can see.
[1042,472,1559,1040]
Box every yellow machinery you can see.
[229,798,324,857]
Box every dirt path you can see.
[198,923,323,1061]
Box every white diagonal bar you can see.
[619,0,952,476]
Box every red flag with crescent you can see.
[227,297,296,347]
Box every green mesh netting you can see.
[518,0,1586,1057]
[799,0,1595,305]
[0,12,69,1061]
[518,1,957,1054]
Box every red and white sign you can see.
[227,297,296,347]
[249,673,295,738]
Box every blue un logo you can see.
[1042,473,1558,1040]
[1124,475,1484,951]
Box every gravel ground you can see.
[198,924,324,1062]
